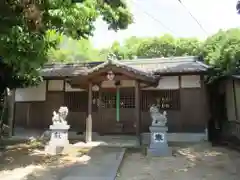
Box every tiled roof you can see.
[40,56,209,77]
[123,56,208,74]
[88,58,156,78]
[40,63,88,77]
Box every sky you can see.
[90,0,240,49]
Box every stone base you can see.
[147,146,172,157]
[45,123,71,155]
[147,125,172,157]
[45,143,72,155]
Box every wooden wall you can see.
[224,79,240,140]
[14,75,209,134]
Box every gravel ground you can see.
[0,141,91,180]
[117,143,240,180]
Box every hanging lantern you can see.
[106,71,115,81]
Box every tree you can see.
[48,34,100,62]
[203,28,240,82]
[175,37,202,56]
[0,0,133,137]
[136,35,176,58]
[110,41,125,60]
[103,34,202,60]
[122,36,143,59]
[0,0,132,85]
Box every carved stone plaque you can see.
[153,132,164,143]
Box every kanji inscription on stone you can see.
[153,132,164,143]
[54,132,61,139]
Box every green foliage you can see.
[203,28,240,82]
[176,38,202,56]
[48,34,100,62]
[136,35,177,58]
[103,34,203,60]
[0,0,133,89]
[122,36,142,59]
[101,29,240,83]
[110,41,125,60]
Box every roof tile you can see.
[40,56,208,77]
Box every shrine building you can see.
[13,56,210,142]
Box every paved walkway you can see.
[60,147,125,180]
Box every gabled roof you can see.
[88,58,155,77]
[84,58,158,83]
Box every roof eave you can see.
[153,70,208,76]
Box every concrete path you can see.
[60,147,125,180]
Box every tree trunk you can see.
[7,89,15,137]
[0,88,8,138]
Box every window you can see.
[64,92,87,112]
[141,90,180,111]
[101,88,135,109]
[64,91,98,112]
[101,91,116,108]
[120,88,135,108]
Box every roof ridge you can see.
[45,56,199,66]
[121,56,198,64]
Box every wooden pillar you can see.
[86,82,93,143]
[116,86,120,122]
[135,80,141,145]
[233,79,239,121]
[98,83,102,133]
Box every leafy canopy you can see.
[101,34,203,60]
[203,28,240,82]
[0,0,133,90]
[48,34,100,62]
[99,29,240,83]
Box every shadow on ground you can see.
[0,140,92,180]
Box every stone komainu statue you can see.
[149,105,167,126]
[52,106,69,125]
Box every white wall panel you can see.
[181,75,201,88]
[143,76,179,90]
[15,81,46,102]
[48,80,64,91]
[65,82,85,92]
[101,80,115,88]
[101,80,136,88]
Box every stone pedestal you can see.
[147,126,172,156]
[45,123,70,155]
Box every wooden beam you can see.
[86,82,93,143]
[84,65,156,84]
[135,80,141,145]
[71,74,133,85]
